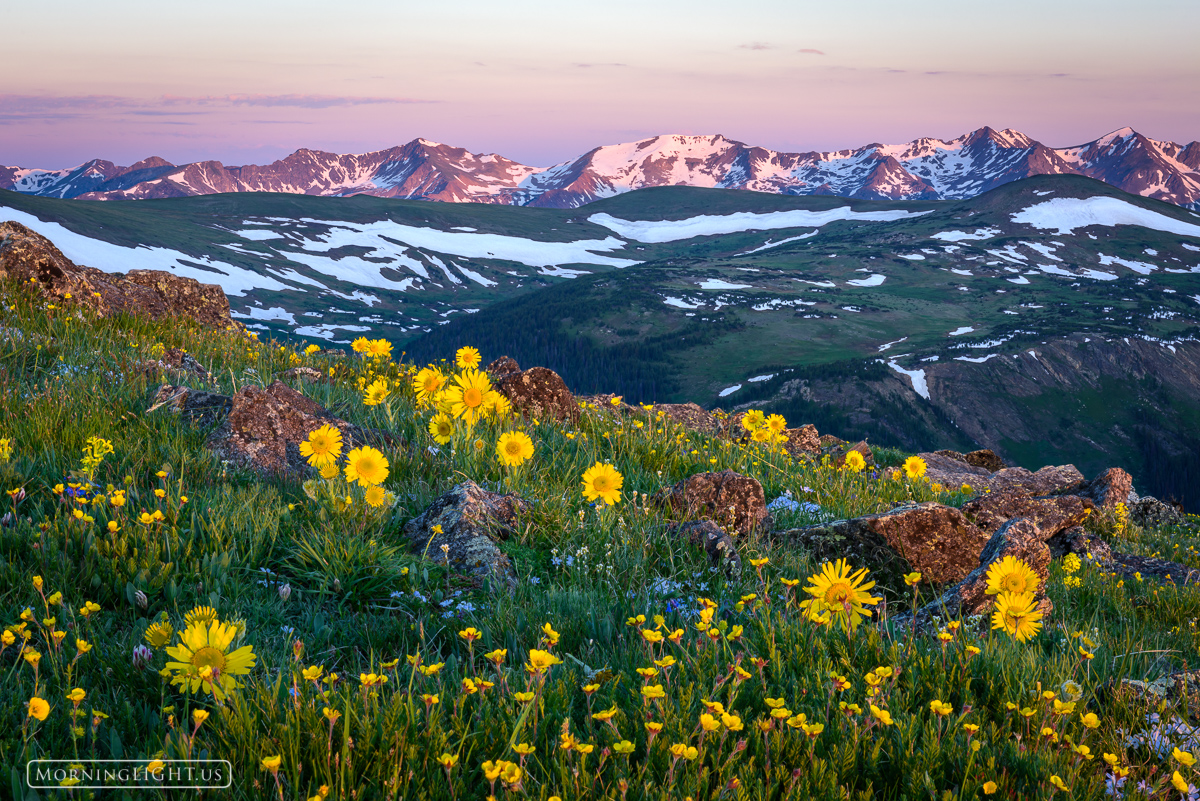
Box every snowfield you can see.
[0,206,296,296]
[931,228,1001,242]
[1011,196,1200,238]
[587,207,932,244]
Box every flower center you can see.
[505,441,522,455]
[463,388,483,407]
[1004,574,1025,592]
[593,476,611,492]
[191,646,227,671]
[824,582,854,606]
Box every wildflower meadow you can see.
[2,279,1200,800]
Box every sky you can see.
[2,0,1198,169]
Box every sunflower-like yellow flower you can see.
[184,606,219,627]
[741,410,766,431]
[144,621,174,648]
[412,367,446,406]
[364,485,388,508]
[444,369,493,427]
[362,379,389,407]
[428,412,455,445]
[351,337,371,354]
[801,558,881,633]
[984,556,1039,596]
[496,431,534,467]
[164,620,257,701]
[456,346,482,369]
[581,462,623,506]
[903,455,927,480]
[344,446,389,487]
[765,414,787,433]
[299,424,343,468]
[366,339,392,360]
[990,591,1044,642]
[844,450,866,473]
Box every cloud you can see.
[0,94,140,111]
[737,42,773,51]
[161,94,438,108]
[797,48,825,55]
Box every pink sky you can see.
[2,0,1197,168]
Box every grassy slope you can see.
[1,283,1200,798]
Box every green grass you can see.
[3,265,1200,798]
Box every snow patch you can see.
[231,306,296,324]
[718,384,742,398]
[1012,196,1200,237]
[898,253,925,260]
[736,230,819,255]
[846,273,886,287]
[588,206,931,244]
[955,354,998,363]
[931,228,1001,242]
[663,296,700,309]
[948,326,975,336]
[698,279,751,290]
[886,360,930,400]
[235,229,285,241]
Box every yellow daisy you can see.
[444,369,493,426]
[412,367,446,405]
[991,591,1044,642]
[344,446,389,487]
[581,462,623,506]
[362,379,389,406]
[164,620,256,701]
[801,558,881,633]
[497,431,534,467]
[984,556,1039,596]
[428,412,455,445]
[456,346,482,369]
[903,455,927,480]
[299,424,343,468]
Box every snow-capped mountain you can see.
[4,127,1198,209]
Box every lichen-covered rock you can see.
[1047,526,1113,565]
[653,402,718,434]
[484,356,522,382]
[961,491,1093,538]
[147,384,233,427]
[1129,496,1187,529]
[658,470,769,537]
[780,502,990,585]
[895,518,1053,630]
[402,481,527,587]
[1,221,235,330]
[494,366,580,424]
[964,449,1007,472]
[670,520,741,574]
[1112,670,1200,711]
[139,347,214,384]
[782,424,821,457]
[278,366,328,384]
[204,380,397,478]
[1105,553,1200,585]
[1075,467,1134,510]
[919,454,1085,498]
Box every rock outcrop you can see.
[402,481,527,587]
[961,491,1093,538]
[781,502,990,585]
[0,221,235,329]
[918,453,1085,497]
[895,518,1053,630]
[494,365,580,424]
[138,347,214,384]
[1074,467,1134,510]
[657,470,769,537]
[1129,497,1187,528]
[148,380,397,478]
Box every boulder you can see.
[961,491,1093,538]
[1129,497,1187,529]
[1112,670,1200,711]
[653,402,719,434]
[138,347,214,384]
[1105,553,1200,585]
[657,470,769,537]
[824,440,874,470]
[1046,526,1113,565]
[934,449,1007,473]
[780,502,990,585]
[918,453,1085,498]
[1074,467,1134,510]
[494,366,580,424]
[278,366,329,384]
[204,380,397,478]
[895,518,1053,630]
[402,481,527,587]
[147,384,233,427]
[669,521,741,574]
[1,221,235,330]
[782,424,821,457]
[484,356,522,382]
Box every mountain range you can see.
[3,127,1199,210]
